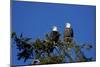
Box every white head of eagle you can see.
[64,23,74,42]
[66,23,71,28]
[52,26,58,31]
[50,26,60,43]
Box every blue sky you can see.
[11,1,96,66]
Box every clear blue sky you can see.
[11,1,96,66]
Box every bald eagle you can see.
[50,26,60,44]
[64,23,74,43]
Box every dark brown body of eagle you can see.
[64,27,74,43]
[50,31,60,43]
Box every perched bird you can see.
[50,26,60,44]
[64,23,74,43]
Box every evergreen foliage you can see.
[11,31,94,65]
